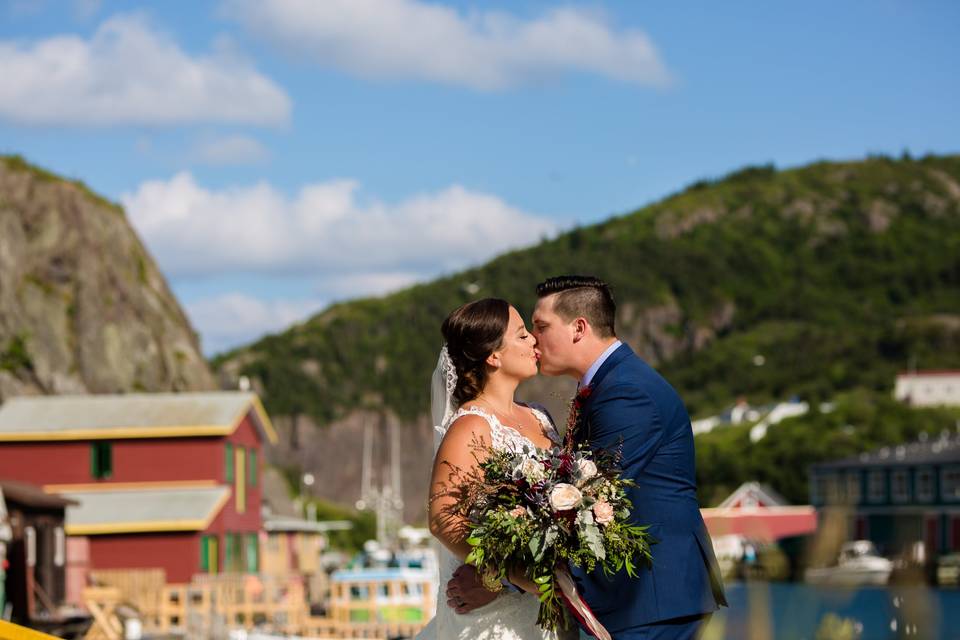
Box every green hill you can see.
[216,154,960,423]
[215,153,960,513]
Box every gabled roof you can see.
[718,481,790,508]
[0,392,277,443]
[53,482,230,535]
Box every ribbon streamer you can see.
[555,567,611,640]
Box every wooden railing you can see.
[85,569,432,639]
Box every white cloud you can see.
[121,172,558,279]
[192,134,270,165]
[186,293,324,355]
[226,0,672,91]
[0,14,290,126]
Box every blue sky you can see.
[2,0,958,354]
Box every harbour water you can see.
[707,582,960,639]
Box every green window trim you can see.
[90,442,112,480]
[200,535,219,573]
[225,443,234,482]
[248,449,257,487]
[245,533,259,573]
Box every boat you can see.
[804,540,893,586]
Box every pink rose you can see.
[509,506,527,519]
[593,500,615,526]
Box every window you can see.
[846,472,862,504]
[248,449,257,487]
[223,533,241,572]
[811,473,827,504]
[825,474,842,503]
[891,469,910,503]
[225,443,234,482]
[235,447,246,514]
[916,468,935,502]
[245,533,259,573]
[90,442,112,479]
[942,466,960,502]
[868,470,886,503]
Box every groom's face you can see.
[531,294,577,377]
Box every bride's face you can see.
[491,306,539,381]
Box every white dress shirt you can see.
[580,340,622,389]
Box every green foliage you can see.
[215,155,960,503]
[0,334,33,372]
[215,154,960,432]
[305,497,376,552]
[695,389,960,506]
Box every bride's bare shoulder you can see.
[444,407,493,442]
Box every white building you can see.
[894,371,960,407]
[692,398,810,440]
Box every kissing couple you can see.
[416,276,726,640]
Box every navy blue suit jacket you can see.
[571,343,727,632]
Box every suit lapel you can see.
[576,342,633,444]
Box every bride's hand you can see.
[446,564,500,614]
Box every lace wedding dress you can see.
[416,404,578,640]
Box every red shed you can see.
[0,392,277,583]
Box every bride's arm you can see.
[428,415,539,596]
[427,414,489,560]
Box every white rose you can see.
[576,459,598,485]
[549,483,583,511]
[516,457,545,482]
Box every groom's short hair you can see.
[536,275,616,338]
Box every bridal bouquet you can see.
[455,438,653,637]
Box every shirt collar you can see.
[581,340,622,389]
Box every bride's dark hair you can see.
[441,298,510,406]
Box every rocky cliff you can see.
[0,155,215,399]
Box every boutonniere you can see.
[563,384,592,447]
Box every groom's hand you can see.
[446,564,499,614]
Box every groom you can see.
[448,275,726,639]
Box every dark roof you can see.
[0,479,77,509]
[812,430,960,471]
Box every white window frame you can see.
[941,466,960,503]
[891,469,910,503]
[868,470,886,503]
[916,468,935,503]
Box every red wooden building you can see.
[0,392,277,583]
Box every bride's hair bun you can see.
[441,298,510,406]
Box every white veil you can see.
[430,345,458,454]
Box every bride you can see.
[417,298,578,640]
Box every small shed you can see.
[0,479,78,628]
